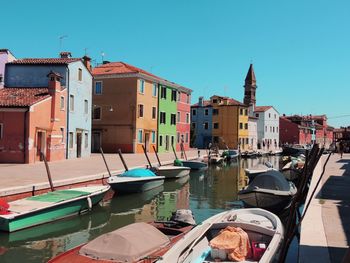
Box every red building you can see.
[279,116,313,145]
[0,71,67,163]
[176,89,191,151]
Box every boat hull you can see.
[181,160,208,170]
[156,167,190,179]
[0,188,108,232]
[109,178,165,193]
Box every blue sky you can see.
[2,0,349,127]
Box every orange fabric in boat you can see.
[209,226,251,261]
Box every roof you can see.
[245,64,256,83]
[0,87,50,107]
[192,100,211,107]
[210,95,246,106]
[254,106,272,112]
[8,58,81,65]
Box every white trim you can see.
[137,129,143,143]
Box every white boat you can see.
[181,159,208,170]
[208,154,224,164]
[227,149,239,159]
[155,165,191,179]
[156,208,284,263]
[244,162,274,181]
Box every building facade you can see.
[176,89,191,152]
[248,116,258,151]
[0,49,16,88]
[190,97,212,149]
[5,53,92,159]
[0,72,67,163]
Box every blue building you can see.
[191,97,212,149]
[5,52,92,159]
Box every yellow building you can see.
[211,95,249,151]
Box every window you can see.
[273,127,275,132]
[214,123,219,129]
[165,135,169,150]
[186,94,190,104]
[212,99,218,103]
[270,126,272,132]
[152,107,157,119]
[192,109,197,116]
[245,123,248,129]
[245,109,248,116]
[171,136,175,147]
[84,100,88,114]
[240,109,243,115]
[160,112,166,124]
[0,123,3,139]
[185,133,189,143]
[274,114,276,119]
[213,136,219,143]
[138,129,143,143]
[239,123,243,129]
[177,132,180,143]
[204,122,209,130]
[138,104,144,118]
[269,113,271,118]
[69,132,74,148]
[60,127,64,143]
[0,74,3,83]
[160,86,167,99]
[265,126,267,132]
[171,114,176,125]
[152,131,156,143]
[177,91,181,101]
[159,135,163,146]
[191,122,196,129]
[93,106,101,120]
[69,95,74,111]
[186,113,190,124]
[213,109,219,115]
[177,112,181,122]
[255,113,259,118]
[85,132,88,148]
[246,138,249,144]
[78,68,82,81]
[204,109,209,116]
[139,80,145,94]
[152,83,157,97]
[171,90,177,101]
[95,81,102,95]
[60,96,65,110]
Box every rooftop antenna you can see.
[59,35,68,50]
[101,51,105,64]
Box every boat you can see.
[107,168,165,194]
[269,149,283,156]
[244,162,274,181]
[156,208,284,263]
[227,149,239,160]
[238,170,297,214]
[208,154,224,164]
[180,160,208,170]
[154,166,191,179]
[240,151,257,158]
[48,210,196,263]
[0,185,110,232]
[282,144,307,156]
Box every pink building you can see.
[0,49,16,88]
[0,71,67,163]
[176,89,192,151]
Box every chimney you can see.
[59,51,72,58]
[47,71,62,121]
[82,55,92,72]
[198,96,204,106]
[102,60,110,65]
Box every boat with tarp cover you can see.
[0,185,110,232]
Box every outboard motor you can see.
[170,209,196,226]
[264,161,273,168]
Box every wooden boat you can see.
[157,208,284,263]
[238,170,297,214]
[48,210,196,263]
[0,185,110,232]
[107,168,165,194]
[245,162,274,181]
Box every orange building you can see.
[0,71,67,163]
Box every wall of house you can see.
[92,77,137,153]
[248,118,258,150]
[135,79,158,153]
[256,108,279,149]
[176,91,191,151]
[191,105,212,149]
[0,50,16,87]
[0,110,26,163]
[238,106,249,151]
[67,61,92,159]
[158,86,177,153]
[279,117,300,144]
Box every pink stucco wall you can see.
[176,92,191,151]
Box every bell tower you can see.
[243,63,257,109]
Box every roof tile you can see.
[0,88,50,107]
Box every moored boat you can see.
[208,154,224,164]
[238,170,297,214]
[0,185,110,232]
[156,208,284,263]
[227,149,239,160]
[154,166,191,179]
[180,159,208,170]
[48,210,196,263]
[244,162,274,181]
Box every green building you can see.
[158,85,177,152]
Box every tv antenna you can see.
[101,51,105,63]
[59,35,68,50]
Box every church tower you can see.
[243,63,257,109]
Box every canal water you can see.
[0,155,297,263]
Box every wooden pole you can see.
[142,145,153,168]
[152,145,162,166]
[172,144,178,160]
[100,147,112,177]
[118,149,129,171]
[181,143,188,160]
[41,152,55,192]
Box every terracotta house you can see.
[176,89,191,152]
[0,71,67,163]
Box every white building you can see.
[254,106,280,151]
[0,49,16,88]
[248,116,258,151]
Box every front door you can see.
[76,132,82,158]
[165,135,169,151]
[144,133,150,152]
[92,132,101,153]
[36,131,46,162]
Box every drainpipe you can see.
[66,67,70,159]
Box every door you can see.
[92,132,101,153]
[76,132,82,158]
[144,132,150,152]
[36,131,46,162]
[165,135,169,151]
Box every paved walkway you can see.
[0,149,204,197]
[300,153,350,263]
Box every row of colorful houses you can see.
[0,49,191,163]
[190,64,280,151]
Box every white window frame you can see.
[139,79,145,94]
[160,112,166,124]
[152,83,157,97]
[78,68,82,81]
[186,113,190,124]
[69,95,74,112]
[85,132,89,148]
[60,96,65,110]
[95,81,103,95]
[138,104,144,118]
[152,107,157,119]
[151,131,156,143]
[60,127,65,143]
[84,99,88,114]
[69,132,74,148]
[138,129,143,143]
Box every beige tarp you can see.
[79,222,170,262]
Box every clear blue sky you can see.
[2,0,349,127]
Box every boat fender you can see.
[87,197,92,211]
[0,199,10,215]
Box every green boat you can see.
[0,185,110,232]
